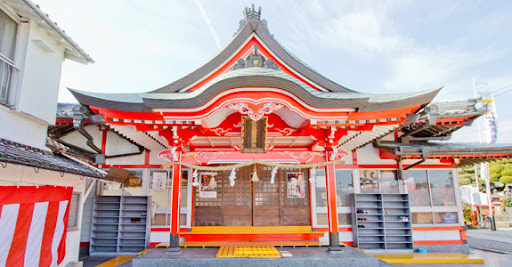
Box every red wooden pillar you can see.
[325,149,340,250]
[168,148,182,252]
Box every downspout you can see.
[72,106,103,154]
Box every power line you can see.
[493,83,512,94]
[493,84,512,97]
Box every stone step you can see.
[496,222,511,228]
[494,216,509,222]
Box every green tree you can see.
[457,159,512,191]
[499,176,512,184]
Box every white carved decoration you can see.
[226,102,284,121]
[227,102,253,118]
[210,128,232,136]
[276,151,325,163]
[276,128,296,136]
[258,103,284,120]
[189,151,232,163]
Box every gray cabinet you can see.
[352,193,413,252]
[90,195,151,255]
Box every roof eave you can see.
[8,0,95,64]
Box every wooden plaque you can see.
[241,116,267,153]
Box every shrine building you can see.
[56,6,512,254]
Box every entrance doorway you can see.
[193,165,310,226]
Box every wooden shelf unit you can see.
[90,195,151,255]
[352,193,413,252]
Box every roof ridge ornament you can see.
[236,5,270,35]
[244,4,261,21]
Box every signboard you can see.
[287,172,305,198]
[199,172,218,198]
[152,172,167,192]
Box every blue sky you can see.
[35,0,512,143]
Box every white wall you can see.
[105,130,141,155]
[80,182,96,243]
[0,105,49,150]
[356,144,397,165]
[16,22,65,125]
[0,15,68,150]
[106,153,145,165]
[149,149,166,165]
[0,164,86,188]
[59,125,103,154]
[61,230,81,265]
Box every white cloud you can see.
[384,49,476,92]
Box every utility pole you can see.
[474,77,496,231]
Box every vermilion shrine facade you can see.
[67,6,512,253]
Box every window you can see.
[0,9,17,61]
[380,170,399,193]
[67,193,81,229]
[1,8,18,104]
[360,170,379,193]
[405,170,431,206]
[429,170,456,206]
[360,170,398,193]
[314,169,354,226]
[149,169,188,226]
[407,170,458,224]
[335,170,353,207]
[315,169,327,208]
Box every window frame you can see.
[67,192,81,231]
[407,169,461,226]
[358,169,399,194]
[0,4,21,106]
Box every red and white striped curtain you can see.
[0,186,73,267]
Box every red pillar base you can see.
[167,233,182,254]
[329,232,340,248]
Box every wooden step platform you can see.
[179,226,326,242]
[155,240,331,248]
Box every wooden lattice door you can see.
[193,165,310,226]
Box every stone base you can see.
[328,246,343,253]
[166,247,183,255]
[133,247,390,267]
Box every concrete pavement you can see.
[466,229,512,253]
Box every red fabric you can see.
[0,186,73,267]
[39,201,59,267]
[7,203,34,267]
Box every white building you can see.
[0,1,102,265]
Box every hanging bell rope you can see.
[162,159,345,171]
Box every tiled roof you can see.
[68,11,441,113]
[0,138,105,178]
[68,68,440,113]
[398,99,488,141]
[376,141,512,166]
[56,103,77,118]
[46,137,96,162]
